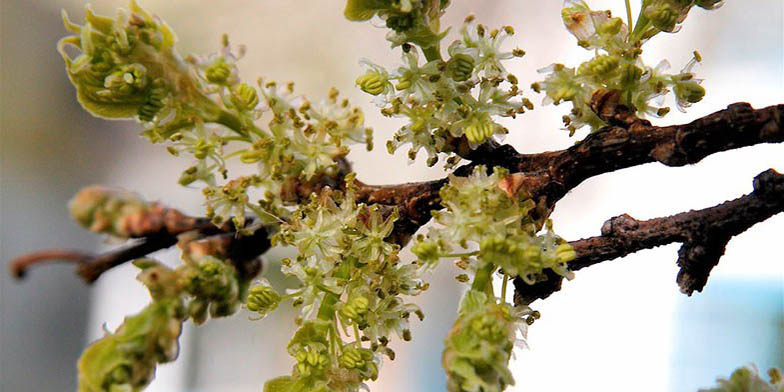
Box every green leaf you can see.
[344,0,390,21]
[263,376,301,392]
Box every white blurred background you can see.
[1,1,781,391]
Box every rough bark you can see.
[514,169,784,305]
[9,101,784,297]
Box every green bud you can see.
[579,55,620,76]
[619,63,644,86]
[340,296,370,322]
[395,75,413,90]
[674,80,705,104]
[138,84,167,122]
[597,17,624,36]
[187,299,209,325]
[103,64,148,97]
[246,284,281,317]
[696,0,723,9]
[386,13,415,32]
[231,83,259,111]
[205,58,232,84]
[464,118,494,145]
[447,53,475,82]
[356,71,388,95]
[648,4,679,32]
[555,243,577,263]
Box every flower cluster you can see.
[78,259,186,392]
[699,365,783,392]
[264,185,426,390]
[410,166,572,390]
[443,290,531,392]
[77,297,184,392]
[60,2,375,240]
[356,16,530,166]
[535,0,718,134]
[344,0,450,50]
[413,166,575,284]
[68,185,152,238]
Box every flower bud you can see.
[230,83,259,111]
[597,17,624,36]
[696,0,723,9]
[411,241,440,263]
[340,296,370,322]
[555,243,577,263]
[103,64,148,97]
[205,58,232,84]
[447,53,475,82]
[647,4,679,32]
[246,284,281,318]
[578,55,619,76]
[356,71,388,95]
[619,63,644,86]
[674,80,705,104]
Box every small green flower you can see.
[231,83,260,111]
[356,70,390,96]
[447,53,475,82]
[247,280,282,319]
[205,57,232,84]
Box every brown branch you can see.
[505,99,784,209]
[10,100,783,284]
[514,168,784,306]
[9,249,92,279]
[369,101,784,242]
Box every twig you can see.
[514,169,784,305]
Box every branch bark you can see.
[514,168,784,306]
[9,101,783,287]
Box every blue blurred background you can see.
[1,1,781,391]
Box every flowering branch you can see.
[514,168,784,305]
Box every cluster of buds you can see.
[344,0,449,50]
[246,279,282,319]
[414,166,575,285]
[180,255,242,323]
[699,365,783,392]
[360,16,530,166]
[537,1,714,133]
[78,290,184,392]
[442,290,526,392]
[68,186,153,238]
[636,0,724,40]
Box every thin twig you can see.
[514,169,784,305]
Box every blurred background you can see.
[1,1,781,391]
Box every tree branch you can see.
[368,101,784,241]
[514,168,784,306]
[9,101,783,285]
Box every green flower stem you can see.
[443,251,479,258]
[423,45,442,62]
[624,0,633,37]
[316,261,351,322]
[470,263,495,293]
[353,323,362,346]
[500,273,509,304]
[630,9,651,43]
[215,110,247,135]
